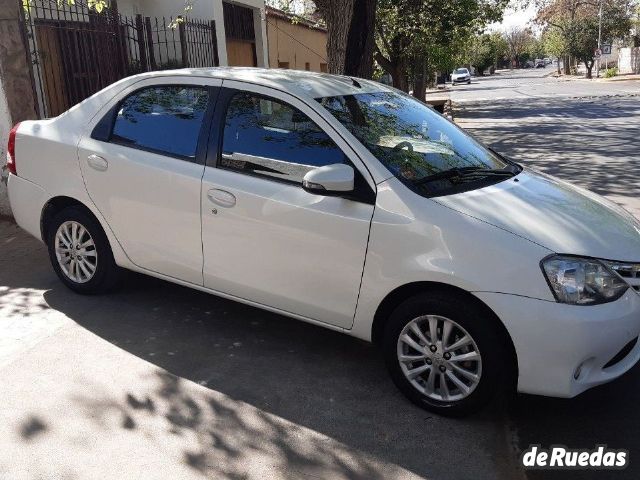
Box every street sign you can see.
[595,49,602,58]
[602,44,612,55]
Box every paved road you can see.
[0,219,523,480]
[455,69,640,480]
[448,67,640,103]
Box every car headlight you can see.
[541,255,629,305]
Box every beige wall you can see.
[267,16,327,72]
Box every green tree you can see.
[542,27,567,71]
[536,0,635,77]
[503,26,535,67]
[469,32,509,74]
[375,0,508,97]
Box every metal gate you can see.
[21,0,220,118]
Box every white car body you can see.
[7,68,640,402]
[451,68,471,84]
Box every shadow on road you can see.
[32,269,515,479]
[459,98,640,212]
[458,96,640,480]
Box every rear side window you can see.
[220,92,346,183]
[111,86,210,158]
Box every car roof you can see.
[131,67,392,99]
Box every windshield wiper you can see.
[413,165,518,185]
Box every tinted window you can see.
[221,92,346,183]
[112,86,209,158]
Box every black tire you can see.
[46,206,121,294]
[383,291,508,417]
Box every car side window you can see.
[220,91,346,183]
[111,86,210,159]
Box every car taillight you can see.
[7,122,20,176]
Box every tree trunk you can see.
[411,57,427,100]
[563,55,570,74]
[315,0,376,78]
[585,59,594,79]
[374,48,408,92]
[391,62,408,91]
[344,0,376,78]
[413,75,426,101]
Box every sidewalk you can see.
[0,219,523,480]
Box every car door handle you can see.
[207,188,236,208]
[87,154,108,172]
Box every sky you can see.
[490,4,539,32]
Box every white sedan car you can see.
[7,68,640,416]
[451,68,471,85]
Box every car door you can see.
[78,78,220,285]
[201,82,376,329]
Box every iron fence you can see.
[20,0,220,118]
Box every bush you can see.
[604,67,618,78]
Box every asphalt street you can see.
[448,66,640,103]
[1,68,639,480]
[455,68,640,480]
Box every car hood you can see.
[433,168,640,261]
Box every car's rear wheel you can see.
[46,206,121,294]
[383,291,508,416]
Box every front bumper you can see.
[474,290,640,398]
[452,77,470,83]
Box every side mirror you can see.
[302,163,354,194]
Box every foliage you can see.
[375,0,508,93]
[604,66,618,77]
[535,0,635,77]
[541,26,567,59]
[503,27,537,67]
[23,0,107,14]
[469,32,509,74]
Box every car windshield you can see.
[318,91,517,197]
[454,69,468,74]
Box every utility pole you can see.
[596,0,603,77]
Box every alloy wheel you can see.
[397,315,482,402]
[54,220,98,284]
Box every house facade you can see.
[117,0,269,68]
[266,6,327,73]
[21,0,269,118]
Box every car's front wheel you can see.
[383,291,508,416]
[46,206,121,294]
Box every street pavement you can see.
[1,68,639,480]
[454,67,640,480]
[0,219,522,480]
[448,66,640,103]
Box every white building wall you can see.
[0,76,12,216]
[116,0,268,68]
